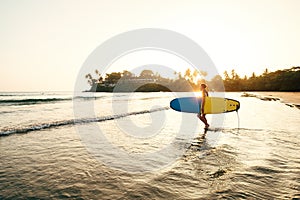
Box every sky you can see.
[0,0,299,91]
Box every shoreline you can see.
[241,91,300,110]
[253,91,300,104]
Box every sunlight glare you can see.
[194,91,202,97]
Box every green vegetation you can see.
[85,67,300,92]
[223,67,300,91]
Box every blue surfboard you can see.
[170,97,240,114]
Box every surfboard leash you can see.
[236,109,240,133]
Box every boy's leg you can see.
[200,114,209,128]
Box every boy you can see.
[197,84,209,128]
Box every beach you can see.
[0,91,299,199]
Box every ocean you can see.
[0,91,299,199]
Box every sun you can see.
[194,91,203,97]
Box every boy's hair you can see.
[200,83,207,88]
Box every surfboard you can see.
[170,97,240,114]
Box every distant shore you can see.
[86,67,300,93]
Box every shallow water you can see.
[0,92,299,199]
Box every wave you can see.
[0,107,169,137]
[0,95,171,106]
[0,92,44,97]
[0,96,110,106]
[0,98,72,105]
[0,110,14,114]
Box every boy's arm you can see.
[201,92,205,114]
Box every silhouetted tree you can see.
[105,72,121,84]
[122,70,134,78]
[140,70,154,78]
[85,66,300,92]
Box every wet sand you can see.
[253,92,300,104]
